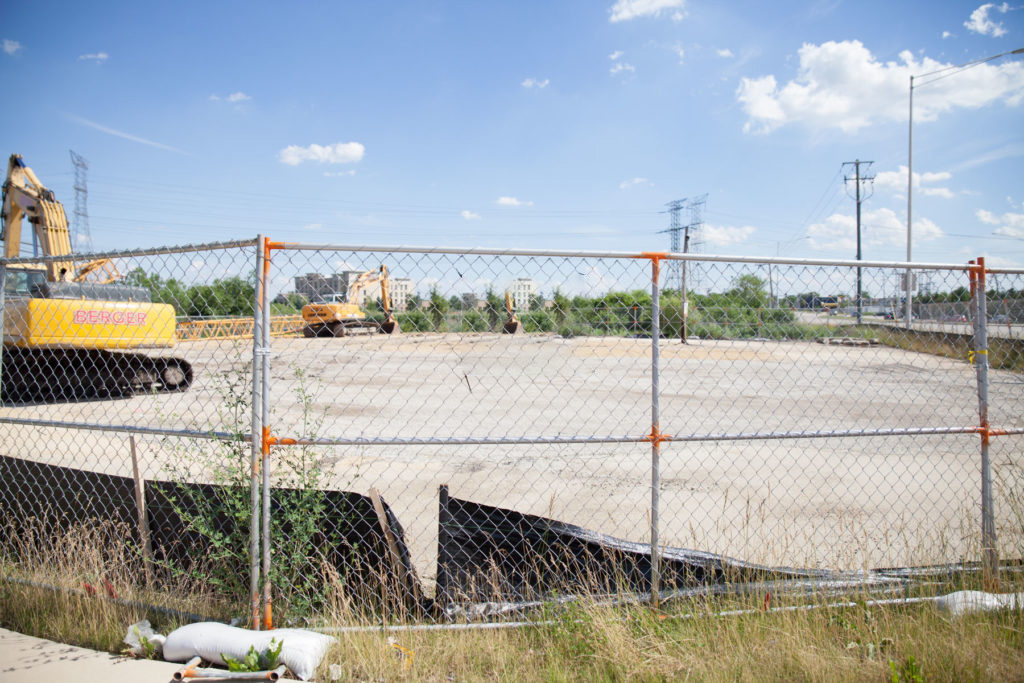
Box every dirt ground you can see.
[2,333,1022,586]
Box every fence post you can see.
[970,257,999,588]
[646,253,664,609]
[260,237,274,629]
[250,236,265,629]
[0,260,6,405]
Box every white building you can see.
[509,278,537,312]
[390,278,414,311]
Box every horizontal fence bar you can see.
[0,238,259,265]
[0,416,246,441]
[265,241,1022,272]
[5,420,1019,446]
[263,425,1024,448]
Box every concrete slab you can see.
[0,627,181,683]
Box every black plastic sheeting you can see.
[436,489,894,608]
[0,455,420,614]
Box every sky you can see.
[2,0,1024,274]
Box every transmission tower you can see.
[70,150,92,252]
[658,194,707,342]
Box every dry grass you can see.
[317,587,1024,682]
[3,513,1024,682]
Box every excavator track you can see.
[1,348,193,403]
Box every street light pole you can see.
[905,47,1024,329]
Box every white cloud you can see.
[716,48,734,58]
[461,210,481,220]
[210,91,252,103]
[875,166,954,199]
[278,142,365,166]
[2,39,21,56]
[303,223,323,231]
[323,169,356,177]
[619,177,651,189]
[808,207,942,250]
[78,52,109,63]
[496,196,533,207]
[672,43,685,64]
[942,30,952,39]
[610,61,636,75]
[609,0,687,22]
[978,208,1024,237]
[609,50,624,61]
[521,78,550,89]
[736,40,1024,134]
[703,224,755,246]
[964,3,1010,37]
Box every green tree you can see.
[428,287,449,331]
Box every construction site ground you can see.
[2,333,1021,592]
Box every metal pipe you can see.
[972,258,999,586]
[249,242,1015,272]
[0,238,259,265]
[176,663,287,680]
[250,236,265,630]
[0,417,246,440]
[260,237,273,630]
[649,256,662,608]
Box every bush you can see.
[396,309,430,332]
[461,310,489,332]
[521,310,555,333]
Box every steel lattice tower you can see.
[70,150,92,252]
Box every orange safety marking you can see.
[638,252,667,284]
[645,424,670,447]
[263,600,273,631]
[261,426,271,456]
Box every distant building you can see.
[294,273,346,301]
[390,278,414,311]
[510,278,537,311]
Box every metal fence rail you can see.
[1,237,1022,629]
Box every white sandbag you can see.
[163,622,335,681]
[933,590,1024,617]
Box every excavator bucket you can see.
[502,317,522,334]
[379,316,400,334]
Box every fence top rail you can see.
[0,238,260,265]
[265,241,1022,273]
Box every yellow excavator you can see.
[1,154,192,401]
[301,264,399,337]
[502,291,522,334]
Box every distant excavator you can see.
[502,292,522,334]
[301,265,399,337]
[1,154,192,401]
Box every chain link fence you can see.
[2,238,1022,628]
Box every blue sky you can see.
[2,0,1023,269]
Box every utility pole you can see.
[843,160,874,325]
[70,150,92,252]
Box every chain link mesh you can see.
[2,241,1021,626]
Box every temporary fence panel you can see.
[2,238,1022,628]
